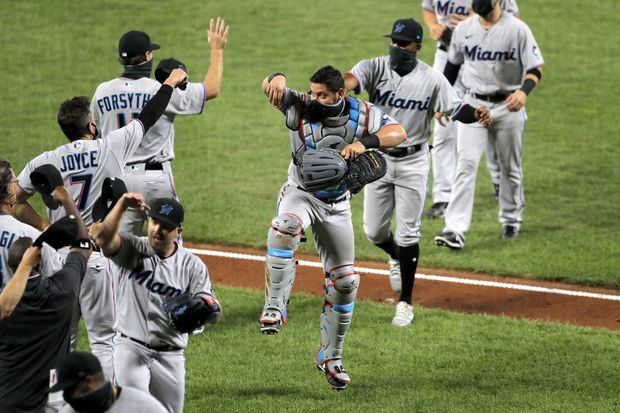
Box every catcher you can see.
[260,65,405,390]
[95,193,220,413]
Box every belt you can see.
[296,186,349,205]
[144,163,163,170]
[120,333,182,352]
[474,92,510,103]
[381,144,423,158]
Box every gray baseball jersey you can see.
[350,57,464,145]
[448,13,544,95]
[422,0,519,29]
[17,120,145,226]
[110,233,214,349]
[91,78,205,164]
[60,386,168,413]
[281,89,397,200]
[0,214,63,286]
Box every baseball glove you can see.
[160,292,219,334]
[344,150,387,194]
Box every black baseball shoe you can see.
[493,184,500,202]
[501,225,520,239]
[434,231,464,250]
[426,202,448,219]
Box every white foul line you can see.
[187,248,620,302]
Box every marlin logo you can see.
[394,22,405,33]
[159,204,174,215]
[464,45,517,61]
[373,89,431,111]
[128,266,182,297]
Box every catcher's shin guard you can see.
[260,213,303,334]
[317,265,359,389]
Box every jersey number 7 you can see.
[70,174,93,211]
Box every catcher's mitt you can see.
[160,292,219,334]
[344,150,387,194]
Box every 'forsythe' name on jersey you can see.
[373,89,431,111]
[464,46,517,61]
[96,93,152,114]
[59,151,99,172]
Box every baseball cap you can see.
[383,18,424,43]
[33,214,79,250]
[148,198,184,229]
[92,177,128,223]
[30,164,64,210]
[118,30,160,58]
[50,352,102,392]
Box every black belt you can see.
[296,186,348,205]
[120,333,181,352]
[474,92,509,103]
[144,163,163,170]
[381,144,423,158]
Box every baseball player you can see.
[95,193,221,413]
[260,65,406,390]
[434,0,544,248]
[0,159,63,287]
[53,352,168,413]
[422,0,520,219]
[91,18,229,235]
[345,18,491,326]
[12,69,188,379]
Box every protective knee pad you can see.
[263,213,303,313]
[318,265,360,362]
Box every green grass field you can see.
[4,1,620,411]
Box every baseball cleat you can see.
[434,231,464,250]
[426,202,448,219]
[259,307,285,335]
[391,301,414,327]
[388,258,402,292]
[501,225,520,239]
[317,358,350,391]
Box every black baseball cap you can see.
[148,198,184,228]
[384,18,424,43]
[118,30,160,58]
[30,164,64,210]
[92,177,127,223]
[50,352,102,392]
[33,214,79,250]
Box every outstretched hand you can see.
[208,17,229,50]
[265,75,286,109]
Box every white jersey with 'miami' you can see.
[110,233,214,349]
[422,0,519,29]
[448,12,544,95]
[17,121,145,226]
[91,77,205,164]
[349,57,463,145]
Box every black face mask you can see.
[305,98,345,123]
[64,382,113,413]
[472,0,495,17]
[122,58,153,79]
[89,123,100,140]
[389,46,418,77]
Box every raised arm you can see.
[344,73,360,94]
[262,72,287,109]
[422,8,447,41]
[51,186,92,260]
[137,68,188,133]
[0,245,40,319]
[13,186,50,231]
[203,17,230,101]
[96,192,148,256]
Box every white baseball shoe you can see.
[391,301,414,327]
[259,307,286,335]
[317,358,350,391]
[388,258,401,292]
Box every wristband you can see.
[71,239,92,250]
[520,78,537,96]
[268,72,286,83]
[359,134,380,149]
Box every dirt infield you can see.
[188,243,620,331]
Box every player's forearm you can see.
[0,257,35,319]
[375,124,407,148]
[422,9,439,30]
[344,73,360,94]
[54,189,88,241]
[12,200,50,232]
[137,84,174,133]
[520,66,543,95]
[96,200,126,254]
[443,61,461,85]
[204,49,224,101]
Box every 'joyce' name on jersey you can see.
[96,92,152,115]
[128,265,182,298]
[464,45,517,61]
[373,89,431,111]
[59,150,99,172]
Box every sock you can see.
[398,243,420,304]
[374,232,399,260]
